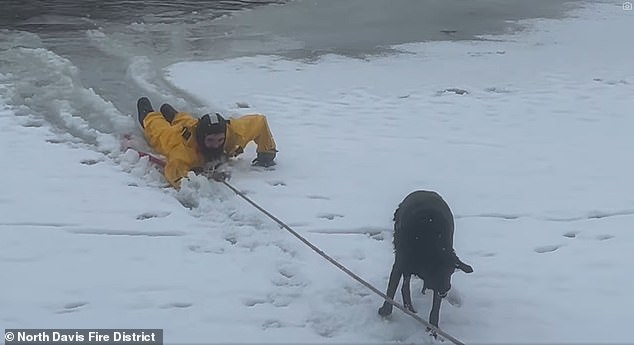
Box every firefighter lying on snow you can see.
[136,97,277,188]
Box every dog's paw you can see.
[378,304,393,317]
[426,327,441,341]
[404,303,417,314]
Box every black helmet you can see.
[196,113,228,161]
[197,113,227,137]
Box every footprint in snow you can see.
[370,232,385,241]
[596,234,614,241]
[261,320,284,329]
[593,78,628,85]
[136,211,171,220]
[563,231,579,238]
[243,297,267,307]
[436,88,469,96]
[278,267,295,279]
[271,264,307,288]
[159,302,192,309]
[188,244,225,254]
[269,293,293,307]
[22,120,43,128]
[473,251,496,257]
[56,302,88,314]
[317,213,344,221]
[307,195,330,200]
[485,87,513,94]
[534,245,561,253]
[224,234,237,245]
[80,159,101,165]
[65,302,87,309]
[267,180,286,187]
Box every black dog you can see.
[378,190,473,329]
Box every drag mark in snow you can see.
[468,50,506,57]
[459,209,634,222]
[65,228,184,237]
[546,209,634,221]
[0,222,79,227]
[308,227,385,237]
[456,213,523,220]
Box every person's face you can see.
[204,133,225,149]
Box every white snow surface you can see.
[1,2,633,343]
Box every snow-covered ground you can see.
[2,1,633,343]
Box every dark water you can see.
[1,0,283,116]
[0,0,586,145]
[1,1,282,26]
[213,0,585,58]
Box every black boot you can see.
[137,97,154,128]
[160,103,178,123]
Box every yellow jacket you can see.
[143,111,276,188]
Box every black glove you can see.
[191,166,230,182]
[252,151,277,167]
[209,170,230,182]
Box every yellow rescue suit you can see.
[143,111,276,188]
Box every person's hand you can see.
[210,170,230,182]
[252,151,276,167]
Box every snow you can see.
[2,1,634,343]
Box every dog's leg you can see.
[429,289,444,328]
[378,263,402,316]
[401,274,416,313]
[421,280,428,295]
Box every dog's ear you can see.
[393,205,401,221]
[456,261,473,273]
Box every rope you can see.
[124,141,465,344]
[221,180,465,345]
